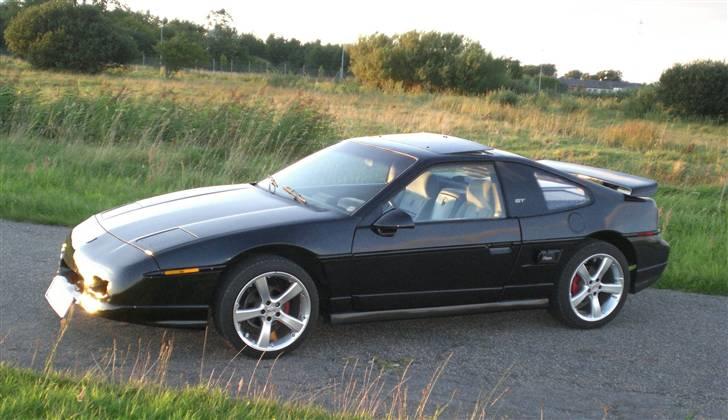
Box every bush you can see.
[657,60,728,120]
[4,2,136,73]
[487,89,519,106]
[349,31,508,94]
[156,32,208,77]
[558,95,582,113]
[622,86,663,119]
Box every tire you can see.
[550,240,630,329]
[214,255,319,358]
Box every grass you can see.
[0,55,726,294]
[0,322,473,419]
[0,363,341,419]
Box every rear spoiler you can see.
[538,160,658,197]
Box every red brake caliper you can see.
[571,274,582,295]
[282,301,292,314]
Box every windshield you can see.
[258,141,416,214]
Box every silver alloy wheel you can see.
[233,271,311,352]
[568,253,624,322]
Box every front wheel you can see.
[551,240,630,329]
[214,255,319,358]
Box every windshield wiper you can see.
[283,185,307,205]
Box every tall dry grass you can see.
[30,314,513,419]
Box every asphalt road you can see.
[1,219,727,418]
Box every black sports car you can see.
[45,133,669,357]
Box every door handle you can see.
[373,226,398,237]
[489,246,512,255]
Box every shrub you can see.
[487,89,519,107]
[155,33,208,77]
[657,60,728,120]
[349,31,508,94]
[558,95,582,113]
[527,92,554,111]
[622,85,663,119]
[503,78,534,94]
[4,2,136,73]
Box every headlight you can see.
[74,251,112,298]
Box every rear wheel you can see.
[214,255,319,358]
[551,240,630,328]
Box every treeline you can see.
[0,1,347,76]
[563,69,623,81]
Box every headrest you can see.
[466,179,493,209]
[406,172,440,198]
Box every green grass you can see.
[0,363,342,419]
[655,185,728,294]
[0,57,726,295]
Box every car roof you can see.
[350,132,525,161]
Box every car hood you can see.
[96,184,332,252]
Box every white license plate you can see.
[45,275,76,318]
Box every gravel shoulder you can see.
[1,219,726,418]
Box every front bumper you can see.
[48,272,209,327]
[51,220,219,328]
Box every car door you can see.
[346,162,521,311]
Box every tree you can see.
[163,19,206,43]
[206,9,240,66]
[349,31,508,93]
[540,64,557,77]
[0,0,23,51]
[238,33,266,61]
[107,8,159,56]
[564,69,583,79]
[657,60,728,120]
[590,69,622,81]
[503,58,522,79]
[522,64,557,77]
[4,1,136,73]
[155,32,208,77]
[302,40,343,75]
[1,0,61,51]
[349,33,391,87]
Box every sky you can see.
[123,0,728,83]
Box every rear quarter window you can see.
[535,171,589,211]
[496,162,589,217]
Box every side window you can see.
[388,163,505,222]
[534,171,588,211]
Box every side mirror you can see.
[372,208,414,237]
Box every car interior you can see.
[391,165,504,222]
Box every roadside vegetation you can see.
[0,57,725,295]
[0,363,341,419]
[0,324,465,419]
